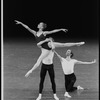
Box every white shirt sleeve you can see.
[73,59,78,64]
[61,57,65,62]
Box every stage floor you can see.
[3,40,99,100]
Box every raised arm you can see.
[53,42,85,48]
[15,20,36,36]
[43,28,68,35]
[54,51,63,61]
[75,59,96,64]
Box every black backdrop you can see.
[4,0,99,41]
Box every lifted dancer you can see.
[15,20,68,72]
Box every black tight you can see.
[65,73,77,92]
[39,63,56,93]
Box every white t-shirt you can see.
[61,58,77,75]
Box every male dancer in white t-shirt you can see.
[54,49,96,98]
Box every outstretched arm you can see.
[54,50,63,61]
[53,42,85,48]
[43,28,68,35]
[75,59,96,64]
[15,20,36,36]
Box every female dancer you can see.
[15,20,67,72]
[54,49,96,98]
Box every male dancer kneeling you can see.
[54,49,96,98]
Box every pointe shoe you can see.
[64,92,71,98]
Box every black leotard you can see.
[35,33,52,50]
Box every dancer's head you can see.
[48,37,55,49]
[37,22,47,30]
[66,49,73,58]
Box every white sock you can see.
[36,94,42,100]
[39,93,42,96]
[54,94,59,100]
[64,92,71,98]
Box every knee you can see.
[40,79,44,84]
[71,80,76,83]
[51,79,55,84]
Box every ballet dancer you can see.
[54,49,96,98]
[15,20,68,73]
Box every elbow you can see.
[37,43,39,46]
[23,25,28,29]
[26,26,28,29]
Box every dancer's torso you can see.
[35,32,52,50]
[42,50,54,65]
[61,58,77,74]
[36,32,46,43]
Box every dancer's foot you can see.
[77,86,84,90]
[54,94,59,100]
[36,94,42,100]
[64,92,71,98]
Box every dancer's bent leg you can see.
[65,73,77,92]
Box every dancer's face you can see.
[37,22,43,29]
[66,49,72,57]
[37,22,46,30]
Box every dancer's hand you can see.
[61,29,68,32]
[15,20,22,24]
[77,42,85,46]
[25,70,33,77]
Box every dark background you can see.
[4,0,99,42]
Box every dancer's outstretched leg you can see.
[25,49,50,77]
